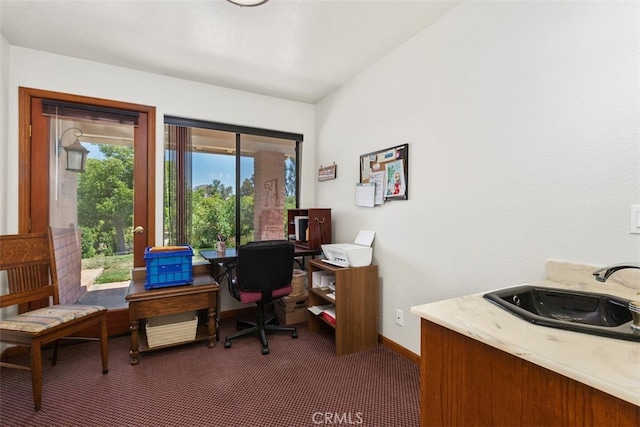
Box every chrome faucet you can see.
[592,262,640,282]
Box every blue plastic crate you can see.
[144,246,193,290]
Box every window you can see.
[164,117,301,254]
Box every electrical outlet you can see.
[631,205,640,234]
[395,309,403,326]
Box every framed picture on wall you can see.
[318,164,337,181]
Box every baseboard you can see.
[378,334,420,365]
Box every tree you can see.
[284,157,297,233]
[240,177,254,197]
[238,177,254,243]
[198,180,233,199]
[191,179,237,248]
[77,145,134,256]
[285,157,296,197]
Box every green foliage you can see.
[240,177,254,197]
[77,145,134,258]
[80,226,97,258]
[199,180,233,199]
[191,185,234,248]
[284,195,296,234]
[285,157,296,197]
[96,269,131,284]
[81,253,132,284]
[240,194,254,245]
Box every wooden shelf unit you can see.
[307,259,378,356]
[287,208,331,250]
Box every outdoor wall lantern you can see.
[59,127,90,173]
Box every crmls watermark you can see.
[311,412,364,425]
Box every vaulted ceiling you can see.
[1,0,461,103]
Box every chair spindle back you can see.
[0,232,58,309]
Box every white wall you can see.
[0,34,10,354]
[3,47,316,312]
[1,34,9,235]
[315,1,640,354]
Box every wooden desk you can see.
[199,246,321,339]
[292,246,323,270]
[125,268,219,365]
[200,246,320,281]
[198,249,237,341]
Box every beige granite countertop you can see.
[411,260,640,407]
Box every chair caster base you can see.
[262,347,269,355]
[292,331,298,339]
[224,340,232,348]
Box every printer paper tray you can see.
[321,259,348,268]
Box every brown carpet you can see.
[0,318,419,427]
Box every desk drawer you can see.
[132,292,214,319]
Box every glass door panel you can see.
[50,117,134,308]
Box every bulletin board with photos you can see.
[359,143,409,204]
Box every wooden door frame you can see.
[18,87,156,336]
[18,87,156,262]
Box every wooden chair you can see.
[0,229,108,411]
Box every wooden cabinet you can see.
[419,318,640,427]
[287,208,331,250]
[307,259,378,356]
[125,266,219,365]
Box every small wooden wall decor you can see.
[318,164,337,181]
[359,143,409,203]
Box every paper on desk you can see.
[326,292,336,301]
[308,304,334,315]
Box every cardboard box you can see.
[274,292,308,325]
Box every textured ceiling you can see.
[0,0,461,103]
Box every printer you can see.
[321,230,375,267]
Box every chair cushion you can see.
[0,305,106,334]
[238,285,293,305]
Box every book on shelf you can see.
[321,307,336,325]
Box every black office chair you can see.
[224,240,298,354]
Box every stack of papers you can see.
[307,304,334,316]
